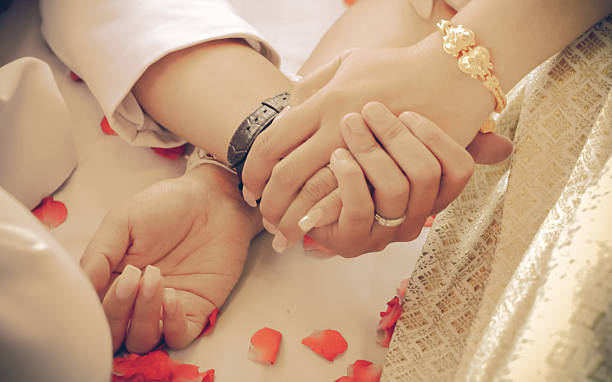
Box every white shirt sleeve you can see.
[39,0,280,148]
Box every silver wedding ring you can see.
[374,212,406,227]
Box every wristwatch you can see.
[227,92,290,181]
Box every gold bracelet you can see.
[436,19,506,133]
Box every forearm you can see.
[450,0,612,92]
[133,39,291,163]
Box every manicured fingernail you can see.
[141,265,161,299]
[272,232,287,253]
[399,111,422,126]
[362,102,387,121]
[298,208,323,232]
[332,148,350,163]
[262,217,278,234]
[243,187,257,207]
[162,288,177,315]
[344,113,366,133]
[115,264,141,300]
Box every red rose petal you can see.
[336,360,382,382]
[100,116,117,135]
[31,196,67,229]
[424,215,435,227]
[377,296,401,330]
[248,327,282,365]
[302,329,348,361]
[200,308,219,337]
[344,0,358,5]
[303,234,332,254]
[152,144,187,160]
[395,277,410,298]
[112,350,214,382]
[349,360,382,382]
[69,70,82,82]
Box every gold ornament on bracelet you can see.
[437,19,507,133]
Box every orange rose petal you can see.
[303,234,332,254]
[336,360,382,382]
[349,360,382,382]
[151,144,187,160]
[100,116,117,135]
[302,329,348,361]
[112,350,213,382]
[424,215,435,227]
[395,277,410,298]
[31,196,67,229]
[200,308,219,337]
[248,327,282,365]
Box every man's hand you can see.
[80,165,260,353]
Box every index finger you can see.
[80,210,131,295]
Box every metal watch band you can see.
[227,92,290,174]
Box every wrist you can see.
[415,32,495,146]
[185,164,264,237]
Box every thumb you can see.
[466,132,514,164]
[80,210,131,296]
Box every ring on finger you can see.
[374,211,406,227]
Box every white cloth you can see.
[0,57,77,209]
[40,0,280,148]
[0,187,111,382]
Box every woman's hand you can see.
[79,165,260,353]
[241,40,510,233]
[267,102,476,256]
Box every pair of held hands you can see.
[80,46,513,354]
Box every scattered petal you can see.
[349,360,382,382]
[377,296,401,331]
[32,196,67,229]
[112,350,214,382]
[395,277,410,298]
[302,329,348,361]
[344,0,358,5]
[69,70,82,82]
[152,144,187,160]
[200,308,219,336]
[100,116,117,135]
[376,326,394,348]
[424,215,435,227]
[335,360,382,382]
[376,296,401,348]
[248,327,282,365]
[303,234,332,254]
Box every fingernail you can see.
[243,187,257,207]
[344,113,366,133]
[362,102,387,122]
[272,231,287,253]
[262,217,278,234]
[162,288,177,315]
[141,265,161,299]
[332,148,350,163]
[115,264,141,300]
[298,208,323,232]
[399,111,422,126]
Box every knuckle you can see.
[379,178,409,204]
[418,125,445,146]
[249,130,274,164]
[380,120,408,143]
[409,158,441,187]
[301,173,336,202]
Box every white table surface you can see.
[0,1,426,380]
